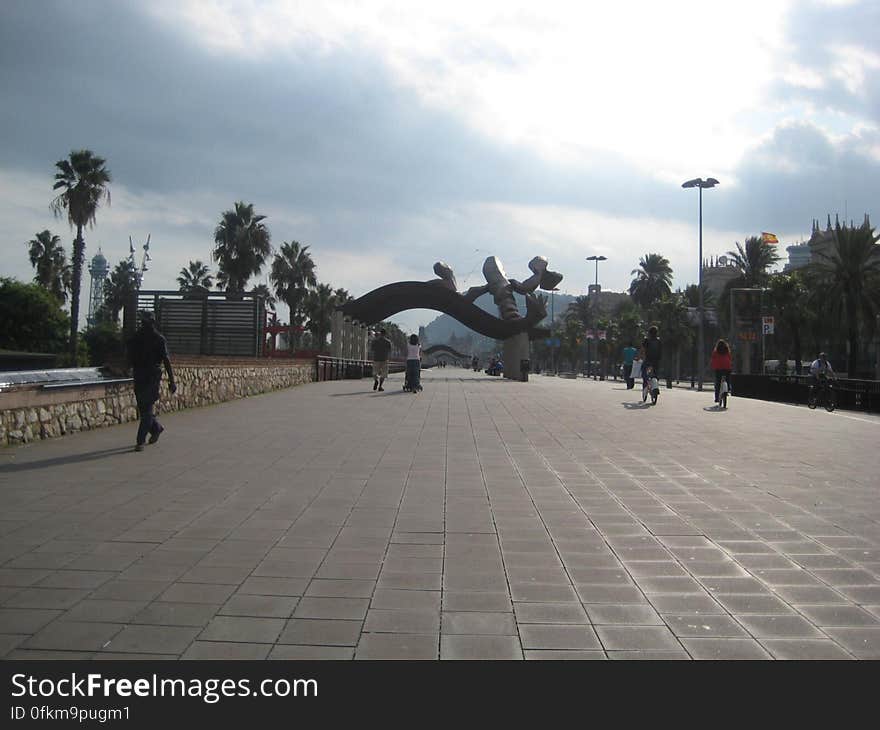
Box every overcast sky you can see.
[2,0,878,332]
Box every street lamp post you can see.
[586,255,606,378]
[681,177,719,392]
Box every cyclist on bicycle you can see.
[809,352,835,387]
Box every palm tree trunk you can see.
[847,296,858,376]
[69,226,84,360]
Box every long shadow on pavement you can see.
[621,401,652,410]
[0,446,133,473]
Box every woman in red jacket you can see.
[710,339,732,404]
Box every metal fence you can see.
[315,357,407,382]
[134,291,265,357]
[731,373,880,414]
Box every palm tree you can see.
[629,253,673,308]
[648,293,693,382]
[51,149,112,357]
[767,271,811,370]
[212,202,272,293]
[270,241,317,349]
[250,283,276,311]
[333,287,353,306]
[811,222,880,375]
[26,229,70,303]
[103,260,140,322]
[305,283,335,350]
[177,260,213,294]
[727,236,780,288]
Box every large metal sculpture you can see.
[337,255,562,380]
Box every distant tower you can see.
[87,248,110,326]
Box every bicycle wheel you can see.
[825,389,836,412]
[807,387,817,409]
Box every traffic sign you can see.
[763,323,774,334]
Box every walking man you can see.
[372,328,392,391]
[622,341,638,389]
[127,312,176,452]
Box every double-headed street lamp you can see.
[681,177,719,392]
[585,255,607,378]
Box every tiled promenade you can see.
[1,369,879,660]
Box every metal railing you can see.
[731,373,880,413]
[315,357,407,382]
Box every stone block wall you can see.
[0,358,315,446]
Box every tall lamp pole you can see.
[681,178,719,392]
[586,255,607,378]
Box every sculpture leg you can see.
[503,333,529,381]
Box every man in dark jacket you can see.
[371,328,392,391]
[127,312,176,451]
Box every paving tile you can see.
[355,633,438,660]
[821,628,880,658]
[24,621,122,652]
[64,600,149,623]
[294,597,370,620]
[181,641,271,659]
[269,645,354,659]
[648,594,727,615]
[278,619,362,646]
[715,594,796,615]
[585,604,664,625]
[239,577,308,597]
[90,579,170,602]
[519,624,601,650]
[761,639,853,660]
[199,616,285,643]
[440,635,523,660]
[305,579,375,598]
[795,604,880,627]
[3,588,89,610]
[662,614,749,638]
[607,651,691,660]
[159,583,237,604]
[0,608,63,634]
[105,625,200,655]
[365,609,440,633]
[681,638,772,660]
[524,650,607,660]
[220,594,299,618]
[132,602,219,627]
[595,626,683,652]
[513,602,589,624]
[372,589,441,611]
[442,611,516,635]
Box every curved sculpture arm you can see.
[340,282,546,341]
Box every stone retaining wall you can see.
[0,359,315,446]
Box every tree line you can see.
[540,226,880,379]
[6,148,380,364]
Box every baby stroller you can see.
[403,363,423,392]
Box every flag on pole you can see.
[761,232,779,244]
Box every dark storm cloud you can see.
[0,1,680,227]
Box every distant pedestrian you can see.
[640,326,662,390]
[710,339,733,404]
[371,328,392,391]
[405,334,422,392]
[472,355,479,372]
[622,341,638,389]
[127,312,176,452]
